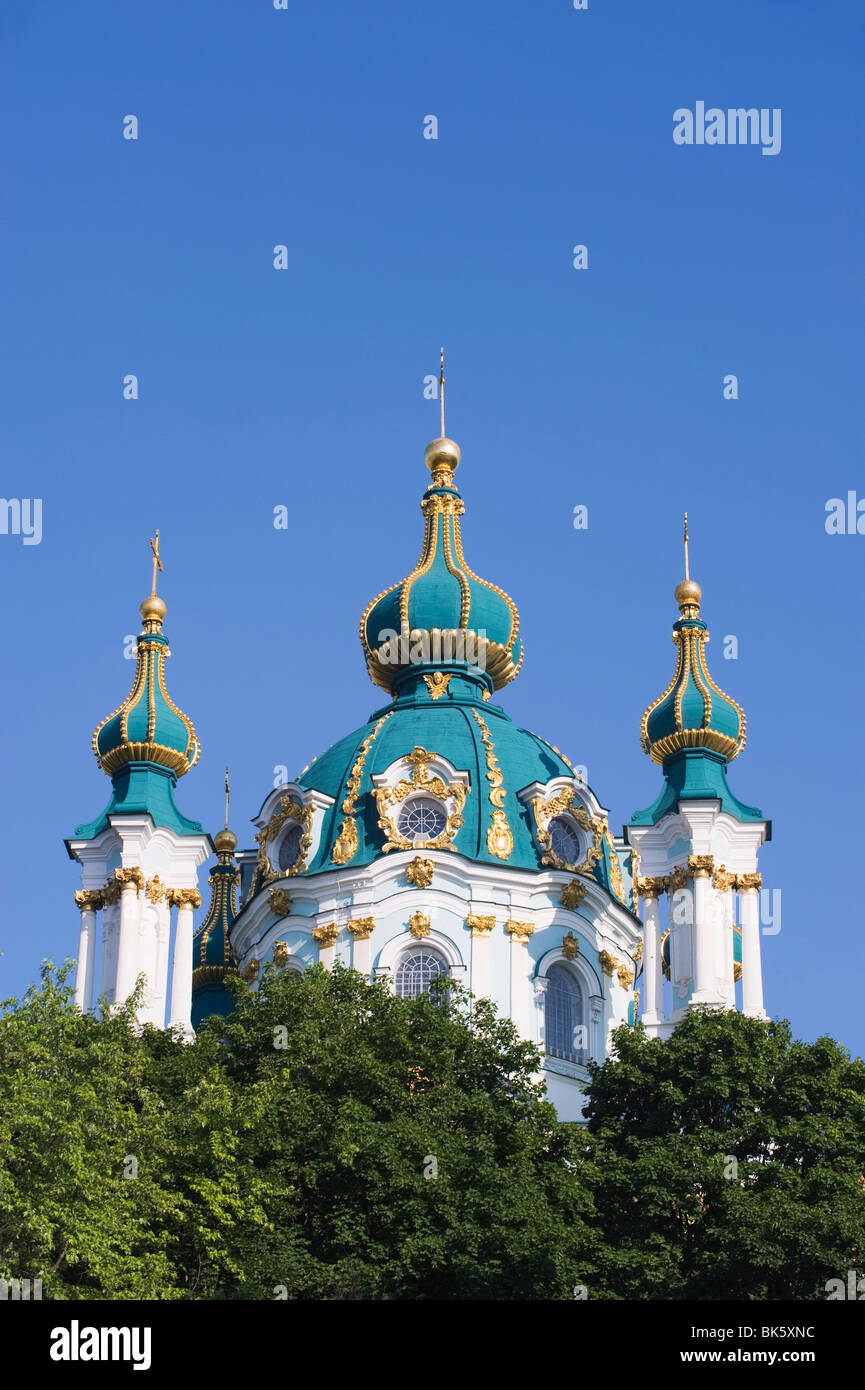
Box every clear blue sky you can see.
[1,1,862,1055]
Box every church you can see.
[65,410,770,1122]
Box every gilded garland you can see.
[471,710,513,861]
[331,713,392,866]
[375,746,468,854]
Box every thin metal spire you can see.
[439,347,445,439]
[683,513,690,582]
[224,766,230,830]
[149,529,163,598]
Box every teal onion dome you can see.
[640,578,745,766]
[359,437,523,695]
[192,826,239,1028]
[92,594,200,778]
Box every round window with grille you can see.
[277,823,304,872]
[397,796,448,843]
[549,815,581,865]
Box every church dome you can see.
[93,592,200,778]
[359,436,522,695]
[640,558,745,767]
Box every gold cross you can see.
[149,530,163,597]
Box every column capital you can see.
[312,923,339,948]
[115,866,146,895]
[635,875,666,900]
[736,872,762,892]
[102,878,122,906]
[168,888,202,910]
[505,919,534,942]
[347,916,375,939]
[665,865,688,892]
[467,914,495,936]
[74,889,103,911]
[688,855,714,879]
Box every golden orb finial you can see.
[213,826,238,857]
[139,593,167,631]
[675,513,701,615]
[424,436,461,487]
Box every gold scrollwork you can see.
[114,866,146,895]
[347,917,375,940]
[597,949,618,976]
[273,941,290,967]
[635,875,666,900]
[145,875,166,903]
[713,863,736,893]
[423,673,452,701]
[665,865,688,893]
[736,872,762,892]
[505,919,534,942]
[688,855,715,879]
[255,795,314,884]
[472,710,513,861]
[312,924,339,948]
[562,931,579,960]
[617,964,635,989]
[331,713,392,866]
[531,786,604,876]
[168,888,202,910]
[242,958,260,982]
[603,827,628,906]
[74,889,104,911]
[374,746,467,854]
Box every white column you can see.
[534,976,549,1051]
[639,881,665,1028]
[505,920,534,1038]
[168,889,200,1037]
[689,857,716,1004]
[114,870,145,1007]
[73,892,100,1011]
[468,916,495,1000]
[739,875,767,1018]
[713,866,736,1008]
[347,919,374,978]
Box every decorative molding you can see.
[347,917,375,940]
[467,914,495,936]
[268,887,292,918]
[633,940,644,962]
[562,931,579,960]
[255,795,314,883]
[409,910,431,940]
[665,865,688,892]
[505,919,534,942]
[559,877,588,910]
[713,863,736,893]
[101,879,122,907]
[617,964,635,989]
[272,941,290,967]
[405,856,434,888]
[312,923,339,948]
[242,957,260,982]
[603,827,628,906]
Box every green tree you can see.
[583,1008,865,1300]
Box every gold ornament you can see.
[598,949,618,976]
[242,957,260,982]
[713,863,736,893]
[634,940,644,962]
[665,865,688,892]
[405,856,435,888]
[472,710,513,860]
[74,889,104,911]
[253,795,314,889]
[272,941,290,967]
[530,787,603,875]
[560,878,588,910]
[688,855,714,879]
[409,911,431,939]
[422,672,452,700]
[331,712,392,866]
[145,875,166,903]
[736,872,762,892]
[168,888,202,910]
[505,919,534,942]
[635,875,666,900]
[268,887,292,918]
[603,827,628,906]
[562,931,579,960]
[617,964,635,989]
[101,879,122,907]
[114,866,145,895]
[374,745,467,854]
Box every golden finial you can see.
[674,511,702,616]
[439,347,446,439]
[140,529,167,631]
[213,765,238,857]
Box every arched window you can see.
[278,824,303,872]
[395,949,447,1000]
[544,962,586,1063]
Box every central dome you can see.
[359,436,523,694]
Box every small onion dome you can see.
[92,595,200,778]
[359,437,523,694]
[640,580,746,766]
[192,831,239,1026]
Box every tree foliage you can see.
[0,967,862,1300]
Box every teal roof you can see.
[629,750,767,830]
[263,670,629,902]
[68,762,205,842]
